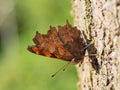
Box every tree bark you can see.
[72,0,120,90]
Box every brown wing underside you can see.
[27,20,85,63]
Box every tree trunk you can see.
[72,0,120,90]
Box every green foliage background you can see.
[0,0,78,90]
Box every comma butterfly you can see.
[27,20,85,64]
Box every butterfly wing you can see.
[28,27,74,61]
[28,20,85,63]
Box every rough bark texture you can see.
[72,0,120,90]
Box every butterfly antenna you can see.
[51,62,70,77]
[81,40,94,51]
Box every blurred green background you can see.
[0,0,78,90]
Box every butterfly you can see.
[27,20,85,64]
